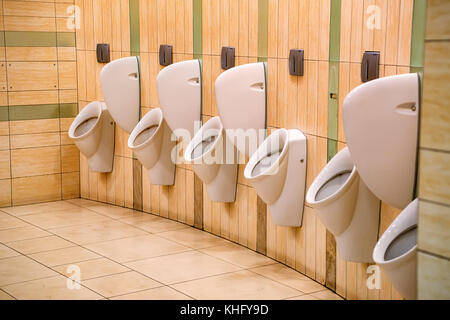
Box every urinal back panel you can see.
[343,73,420,209]
[157,60,202,139]
[215,62,267,157]
[100,57,140,133]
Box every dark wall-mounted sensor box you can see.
[221,47,235,70]
[159,45,173,66]
[361,51,380,82]
[289,49,304,76]
[96,44,110,63]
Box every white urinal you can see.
[184,117,237,202]
[343,73,420,209]
[69,101,114,172]
[244,129,307,227]
[306,147,381,262]
[157,59,202,140]
[128,109,175,185]
[373,198,418,300]
[100,56,140,133]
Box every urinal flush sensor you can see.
[159,45,173,66]
[97,44,111,63]
[361,51,380,83]
[221,47,235,70]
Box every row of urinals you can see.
[68,57,420,300]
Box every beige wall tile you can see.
[0,150,11,180]
[0,179,12,207]
[8,90,58,106]
[11,146,61,178]
[62,172,79,199]
[10,132,60,149]
[421,41,450,151]
[426,0,450,40]
[8,62,58,91]
[58,61,77,90]
[418,252,450,300]
[10,119,60,135]
[6,47,57,62]
[61,144,79,173]
[12,174,61,206]
[3,16,55,32]
[418,200,450,258]
[3,1,55,17]
[419,149,450,205]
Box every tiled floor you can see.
[0,199,343,300]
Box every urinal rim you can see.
[244,128,289,181]
[68,101,104,141]
[373,199,419,265]
[305,148,359,207]
[128,108,164,151]
[184,116,224,163]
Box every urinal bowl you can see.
[69,101,114,172]
[244,129,307,227]
[128,108,176,186]
[306,147,381,262]
[184,117,238,203]
[373,198,418,300]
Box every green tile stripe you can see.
[325,0,342,293]
[327,0,341,152]
[193,0,203,59]
[0,32,5,47]
[410,0,427,72]
[4,32,75,47]
[0,106,8,122]
[57,32,76,47]
[129,0,140,56]
[8,103,78,121]
[257,0,268,62]
[59,103,79,118]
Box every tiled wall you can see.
[417,0,450,300]
[75,0,426,300]
[0,0,79,207]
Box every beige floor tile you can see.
[126,251,241,285]
[0,289,15,300]
[0,213,31,230]
[83,203,146,219]
[200,243,276,268]
[2,275,102,300]
[311,289,343,300]
[65,198,99,207]
[111,286,192,300]
[53,258,129,281]
[29,246,100,267]
[0,256,57,286]
[172,270,302,300]
[83,271,162,297]
[7,236,74,255]
[0,244,20,259]
[250,263,326,293]
[134,218,189,233]
[119,213,169,226]
[0,226,50,243]
[1,201,79,217]
[158,228,230,249]
[85,235,190,263]
[50,220,148,245]
[286,294,320,300]
[20,207,111,229]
